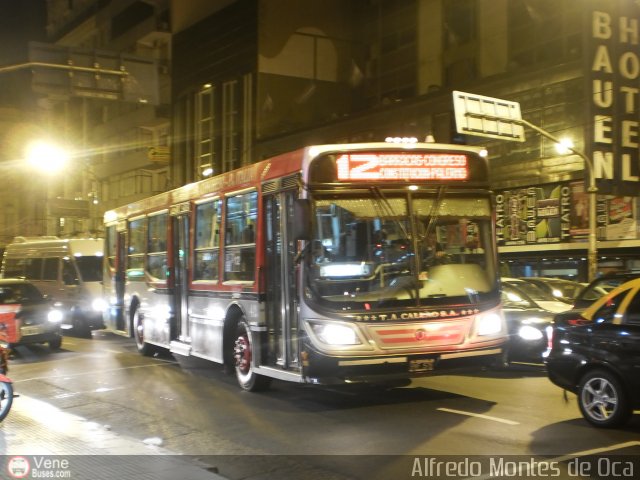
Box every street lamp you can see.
[25,140,70,174]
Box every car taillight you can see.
[567,318,590,326]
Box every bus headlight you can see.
[476,312,503,336]
[309,322,361,345]
[518,325,543,341]
[48,309,64,323]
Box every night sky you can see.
[0,0,47,65]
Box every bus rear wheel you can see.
[233,319,271,392]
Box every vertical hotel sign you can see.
[587,0,640,196]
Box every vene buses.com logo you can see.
[7,456,30,479]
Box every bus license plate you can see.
[409,358,436,373]
[21,326,44,336]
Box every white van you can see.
[0,237,105,336]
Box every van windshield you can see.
[75,256,103,282]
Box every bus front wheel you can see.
[233,319,271,392]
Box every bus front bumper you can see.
[302,346,505,385]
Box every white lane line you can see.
[550,441,640,462]
[13,360,177,384]
[437,407,520,425]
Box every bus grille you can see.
[368,321,468,349]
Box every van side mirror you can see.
[292,199,311,241]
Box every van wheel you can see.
[49,336,62,350]
[133,308,154,356]
[232,319,271,392]
[578,369,631,428]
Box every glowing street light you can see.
[555,137,575,155]
[25,140,71,174]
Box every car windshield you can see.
[501,285,536,309]
[0,284,44,304]
[507,281,557,302]
[304,191,498,311]
[74,256,103,282]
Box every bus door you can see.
[263,187,299,371]
[170,204,191,343]
[114,224,127,332]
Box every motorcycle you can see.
[0,324,14,422]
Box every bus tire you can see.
[233,319,271,392]
[133,308,154,357]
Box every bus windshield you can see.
[305,191,497,310]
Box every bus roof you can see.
[104,142,487,224]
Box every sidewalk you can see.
[0,392,227,479]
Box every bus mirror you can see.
[293,199,311,241]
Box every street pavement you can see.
[0,391,227,480]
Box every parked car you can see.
[546,277,640,428]
[0,279,63,350]
[519,277,584,304]
[501,278,572,314]
[501,286,554,364]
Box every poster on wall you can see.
[496,181,640,247]
[495,184,571,246]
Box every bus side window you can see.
[224,191,257,282]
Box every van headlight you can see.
[476,312,503,336]
[309,322,361,345]
[91,298,108,312]
[48,309,64,323]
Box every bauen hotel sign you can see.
[588,1,640,196]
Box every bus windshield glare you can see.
[305,191,496,310]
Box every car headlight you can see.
[48,309,64,323]
[476,312,503,336]
[91,298,108,312]
[309,322,361,345]
[518,325,544,341]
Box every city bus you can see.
[103,140,506,391]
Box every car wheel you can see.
[577,369,631,428]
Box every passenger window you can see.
[147,213,168,281]
[224,191,257,282]
[42,258,59,281]
[62,259,79,286]
[128,218,146,280]
[194,200,221,281]
[592,290,628,324]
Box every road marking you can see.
[13,360,177,384]
[437,407,520,425]
[550,440,640,462]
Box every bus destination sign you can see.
[336,153,469,181]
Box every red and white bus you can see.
[103,141,506,391]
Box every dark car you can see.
[546,277,640,428]
[519,277,585,304]
[0,279,63,350]
[553,273,639,326]
[501,285,554,364]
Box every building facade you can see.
[170,0,640,281]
